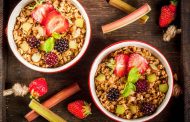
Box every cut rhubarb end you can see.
[102,3,151,34]
[108,0,149,24]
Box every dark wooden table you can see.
[1,0,189,122]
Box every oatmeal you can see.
[95,46,168,119]
[13,0,86,68]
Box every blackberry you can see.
[140,102,155,115]
[107,88,120,101]
[54,38,69,53]
[136,80,148,93]
[44,52,58,67]
[27,36,40,48]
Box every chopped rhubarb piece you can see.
[102,3,151,33]
[43,10,69,36]
[31,3,54,24]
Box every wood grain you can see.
[1,0,185,122]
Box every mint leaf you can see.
[52,32,61,39]
[127,67,141,83]
[122,67,140,97]
[40,37,55,53]
[122,82,136,97]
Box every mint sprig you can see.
[122,67,140,97]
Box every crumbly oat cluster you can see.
[13,0,86,68]
[95,46,168,119]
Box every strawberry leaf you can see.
[40,37,55,53]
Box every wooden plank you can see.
[181,0,190,122]
[2,0,185,122]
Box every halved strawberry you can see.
[31,3,54,24]
[114,54,129,77]
[128,53,148,74]
[43,10,69,36]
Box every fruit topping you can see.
[116,105,126,115]
[40,37,55,53]
[159,83,168,93]
[107,88,120,101]
[135,80,148,93]
[54,38,69,53]
[29,78,48,99]
[52,32,61,39]
[128,53,148,74]
[67,100,91,119]
[44,52,58,67]
[31,3,54,24]
[43,10,69,36]
[95,74,106,82]
[27,36,41,48]
[159,0,177,27]
[140,102,155,115]
[69,40,78,49]
[114,54,129,77]
[147,74,157,83]
[129,105,138,114]
[75,18,84,28]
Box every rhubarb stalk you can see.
[102,3,151,34]
[25,82,80,121]
[29,99,67,122]
[108,0,149,23]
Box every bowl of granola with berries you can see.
[7,0,91,73]
[89,41,173,122]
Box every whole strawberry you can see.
[159,0,177,28]
[29,78,48,99]
[68,100,91,119]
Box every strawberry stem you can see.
[171,0,178,6]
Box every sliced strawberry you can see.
[31,3,54,24]
[43,10,69,36]
[114,54,129,77]
[128,53,148,74]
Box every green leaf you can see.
[127,67,141,84]
[40,37,55,53]
[52,32,61,39]
[122,82,136,97]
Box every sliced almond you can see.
[31,53,41,62]
[20,41,29,52]
[73,28,81,38]
[69,40,78,49]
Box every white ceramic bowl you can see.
[89,40,173,122]
[7,0,91,73]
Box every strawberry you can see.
[67,100,91,119]
[31,3,55,24]
[43,10,69,36]
[29,78,48,99]
[159,0,177,28]
[128,53,148,74]
[114,54,129,77]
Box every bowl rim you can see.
[7,0,91,73]
[89,40,173,122]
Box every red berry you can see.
[44,52,58,67]
[114,54,129,77]
[159,1,177,28]
[128,53,148,74]
[29,78,48,99]
[43,10,69,36]
[67,100,91,119]
[31,3,55,24]
[136,80,148,93]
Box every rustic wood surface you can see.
[1,0,186,122]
